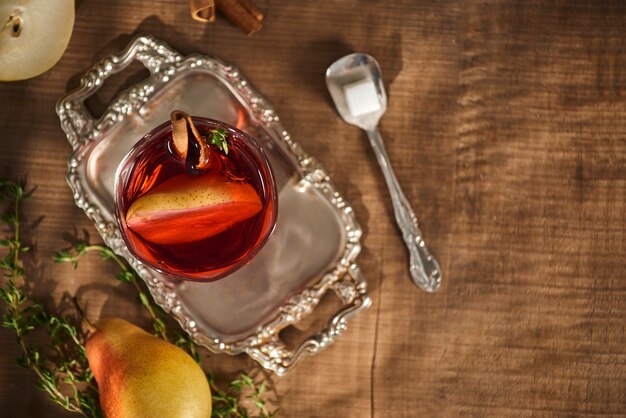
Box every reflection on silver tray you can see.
[56,35,371,375]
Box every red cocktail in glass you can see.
[115,115,277,282]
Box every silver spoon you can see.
[325,53,442,293]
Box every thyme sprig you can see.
[0,180,101,417]
[207,128,229,154]
[210,371,278,418]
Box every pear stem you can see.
[73,297,96,334]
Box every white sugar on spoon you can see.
[343,78,383,117]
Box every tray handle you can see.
[246,264,372,376]
[56,34,182,150]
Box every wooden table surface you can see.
[2,1,626,417]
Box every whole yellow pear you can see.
[86,318,212,418]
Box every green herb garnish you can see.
[0,180,101,417]
[207,128,229,155]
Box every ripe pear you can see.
[125,171,262,245]
[86,318,212,418]
[0,0,75,81]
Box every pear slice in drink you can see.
[125,171,262,245]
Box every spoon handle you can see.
[366,128,442,292]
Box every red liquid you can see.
[116,118,277,282]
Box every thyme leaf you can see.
[206,128,229,155]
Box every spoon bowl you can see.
[325,53,387,131]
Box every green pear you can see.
[86,318,212,418]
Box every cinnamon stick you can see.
[170,111,211,171]
[190,0,216,22]
[237,0,264,22]
[216,0,263,35]
[170,111,189,158]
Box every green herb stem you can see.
[54,244,168,341]
[0,180,98,416]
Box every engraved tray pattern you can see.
[56,35,371,375]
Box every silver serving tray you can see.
[56,35,371,375]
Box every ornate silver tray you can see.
[56,35,371,375]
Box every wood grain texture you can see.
[2,1,626,417]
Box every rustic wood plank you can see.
[373,2,626,418]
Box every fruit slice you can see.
[0,0,75,81]
[125,172,262,245]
